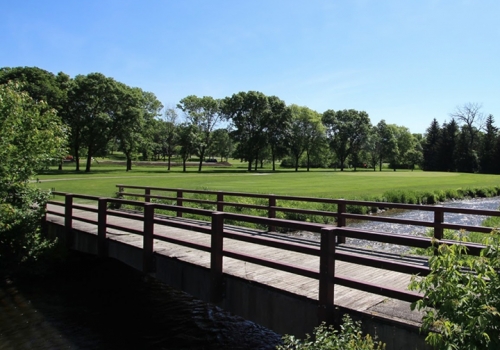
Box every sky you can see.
[2,0,499,134]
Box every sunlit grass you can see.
[35,162,500,201]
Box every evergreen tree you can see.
[438,119,459,171]
[422,119,441,171]
[479,114,498,173]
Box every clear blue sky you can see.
[2,0,499,133]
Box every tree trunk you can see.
[126,155,132,171]
[58,160,63,171]
[74,142,80,171]
[198,148,205,172]
[167,155,171,171]
[247,160,252,171]
[85,146,93,172]
[183,158,187,172]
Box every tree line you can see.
[1,66,497,174]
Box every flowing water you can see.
[346,196,500,253]
[1,197,499,349]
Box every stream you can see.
[1,197,499,349]
[346,196,500,253]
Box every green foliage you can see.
[483,215,500,229]
[0,82,66,269]
[0,82,67,182]
[277,314,385,350]
[0,186,56,267]
[409,233,500,349]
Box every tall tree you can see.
[450,103,483,153]
[455,126,480,173]
[266,96,291,171]
[117,89,163,171]
[162,108,179,170]
[322,109,371,171]
[289,105,324,171]
[65,73,124,172]
[177,95,222,172]
[221,91,270,171]
[0,82,67,265]
[0,67,71,170]
[479,114,497,174]
[177,123,200,172]
[208,128,233,162]
[389,125,415,170]
[422,119,441,171]
[374,120,398,171]
[438,119,459,171]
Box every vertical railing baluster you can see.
[217,192,224,212]
[117,185,124,199]
[177,190,183,217]
[210,212,225,303]
[65,194,74,248]
[336,200,346,244]
[433,205,444,255]
[318,227,336,324]
[143,203,155,273]
[97,198,107,258]
[145,188,151,203]
[268,195,276,232]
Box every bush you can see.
[0,185,57,270]
[277,314,385,350]
[409,232,500,349]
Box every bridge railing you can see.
[116,184,500,242]
[46,191,491,323]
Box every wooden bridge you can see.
[44,185,500,350]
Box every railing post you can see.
[97,198,107,258]
[145,188,151,203]
[176,190,183,218]
[210,212,225,303]
[336,200,346,244]
[318,227,336,324]
[64,194,74,248]
[433,205,444,255]
[268,195,276,232]
[143,203,155,273]
[217,192,224,212]
[117,185,124,199]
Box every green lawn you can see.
[34,162,500,200]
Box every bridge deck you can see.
[46,203,425,326]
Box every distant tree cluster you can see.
[422,103,500,174]
[0,67,163,172]
[2,66,496,174]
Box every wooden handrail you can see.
[114,184,500,241]
[48,189,497,315]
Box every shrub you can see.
[409,232,500,349]
[0,185,57,269]
[277,314,385,350]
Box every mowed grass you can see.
[34,162,500,200]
